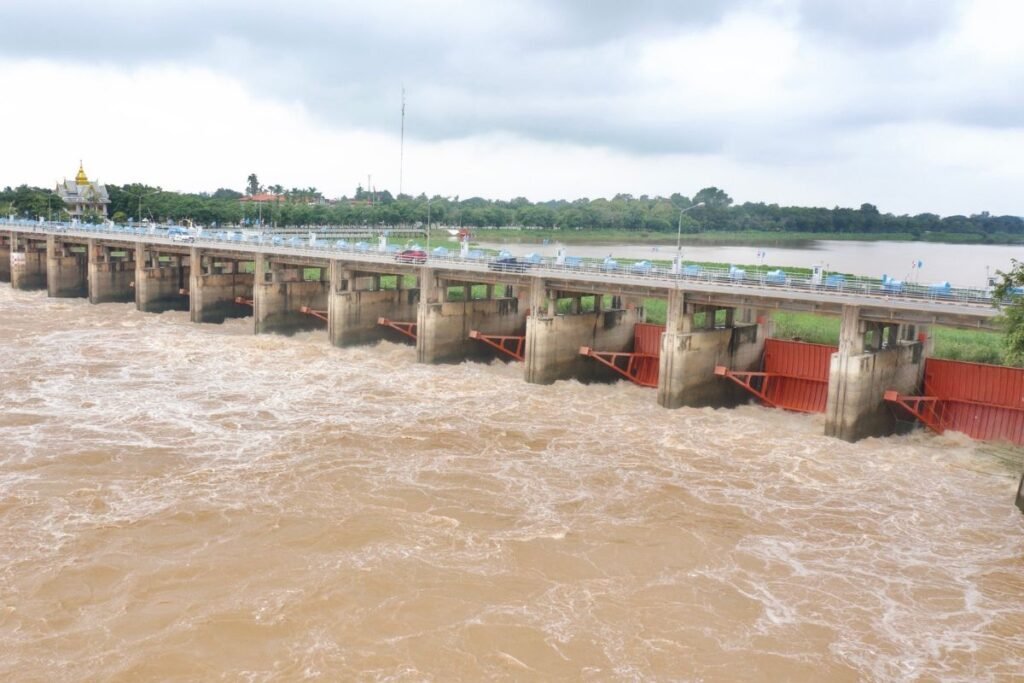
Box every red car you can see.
[395,249,427,264]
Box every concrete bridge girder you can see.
[9,233,48,291]
[88,239,136,304]
[328,261,421,347]
[0,232,12,282]
[824,305,928,442]
[657,290,768,409]
[135,244,190,313]
[46,235,88,298]
[252,254,329,335]
[524,277,647,385]
[188,248,255,324]
[416,269,526,363]
[6,225,1000,329]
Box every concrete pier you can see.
[1016,473,1024,514]
[417,271,526,363]
[825,305,927,442]
[135,244,190,313]
[252,254,330,335]
[0,233,11,282]
[10,233,47,291]
[524,279,642,384]
[328,262,420,346]
[87,239,135,304]
[188,248,255,323]
[657,290,767,408]
[46,235,88,298]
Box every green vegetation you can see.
[993,259,1024,366]
[1,185,68,222]
[5,179,1022,245]
[770,312,841,346]
[932,327,1006,365]
[638,307,1006,365]
[768,311,1006,365]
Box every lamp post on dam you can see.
[673,202,704,275]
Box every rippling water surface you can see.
[1,287,1022,681]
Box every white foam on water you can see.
[0,288,1022,680]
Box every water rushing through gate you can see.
[1,287,1022,681]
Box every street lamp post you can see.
[425,195,454,259]
[675,202,705,274]
[124,188,162,225]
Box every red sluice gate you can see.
[299,306,328,322]
[886,358,1024,445]
[579,322,663,388]
[469,330,525,361]
[377,317,418,341]
[715,338,836,413]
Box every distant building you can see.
[238,192,285,204]
[56,162,110,219]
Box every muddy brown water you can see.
[1,287,1022,681]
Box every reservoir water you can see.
[1,287,1022,680]
[475,238,1022,288]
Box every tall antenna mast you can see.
[399,85,406,197]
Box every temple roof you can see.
[57,165,110,204]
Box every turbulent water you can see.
[1,286,1022,682]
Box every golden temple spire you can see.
[75,160,89,186]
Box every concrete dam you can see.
[1,222,1015,446]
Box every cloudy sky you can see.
[1,0,1021,215]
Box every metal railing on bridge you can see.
[2,219,1006,310]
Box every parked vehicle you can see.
[488,256,531,273]
[166,226,193,242]
[631,260,653,275]
[395,249,427,264]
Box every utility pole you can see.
[399,86,405,197]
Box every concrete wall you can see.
[655,291,768,408]
[46,236,88,298]
[0,235,10,282]
[10,236,47,291]
[417,297,525,363]
[187,247,254,323]
[135,245,189,313]
[190,272,254,323]
[657,322,764,408]
[331,288,420,346]
[1016,473,1024,515]
[525,308,642,384]
[88,240,135,304]
[327,261,421,346]
[824,341,925,441]
[253,258,330,335]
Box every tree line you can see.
[2,181,1022,242]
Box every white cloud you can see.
[0,0,1021,218]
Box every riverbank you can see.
[472,228,1024,247]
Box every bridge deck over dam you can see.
[3,222,1000,330]
[1,221,1014,445]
